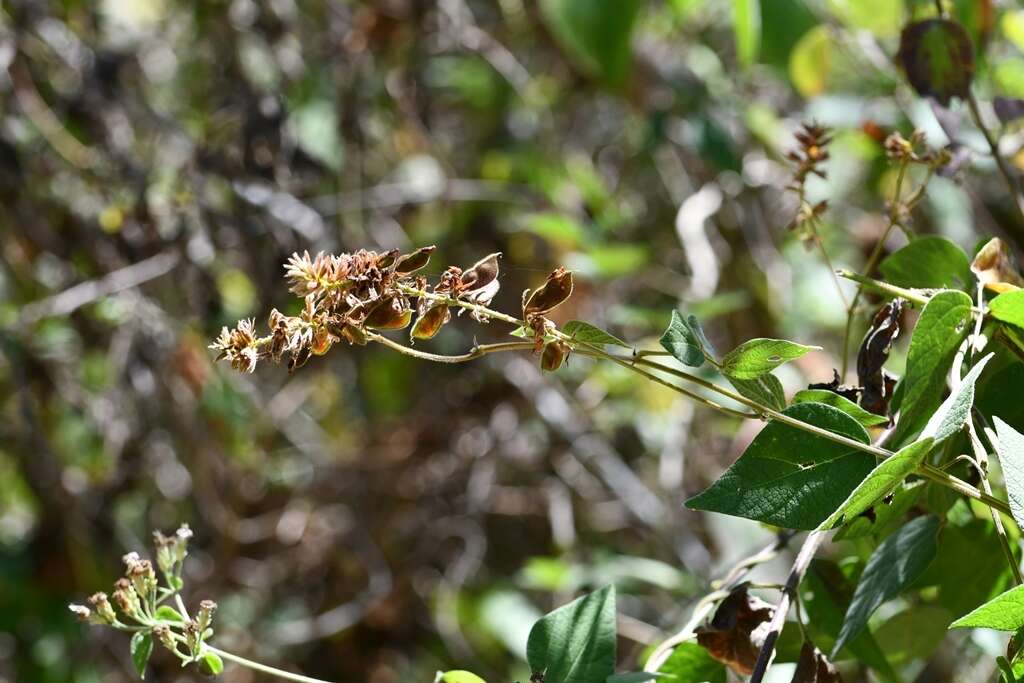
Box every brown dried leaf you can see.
[523,268,574,317]
[792,641,843,683]
[971,237,1023,293]
[856,299,904,418]
[897,19,974,106]
[696,584,774,676]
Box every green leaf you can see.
[819,438,933,530]
[437,672,488,683]
[874,605,953,665]
[655,642,726,683]
[793,389,887,427]
[801,561,901,681]
[991,290,1024,329]
[527,585,616,683]
[951,584,1024,631]
[606,674,662,683]
[686,403,874,529]
[833,482,923,541]
[733,0,761,66]
[720,338,820,380]
[130,632,153,679]
[897,18,976,105]
[892,290,974,444]
[879,236,973,290]
[833,515,940,657]
[539,0,639,86]
[921,352,993,444]
[994,417,1024,531]
[153,605,184,622]
[198,652,225,676]
[659,311,712,367]
[729,374,787,411]
[562,320,629,348]
[789,25,834,97]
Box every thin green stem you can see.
[837,270,930,306]
[966,91,1024,226]
[205,646,337,683]
[366,332,534,363]
[840,160,909,377]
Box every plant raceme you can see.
[72,12,1024,683]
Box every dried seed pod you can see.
[523,267,573,317]
[410,303,450,340]
[460,252,501,291]
[311,326,333,355]
[396,245,437,274]
[376,249,400,269]
[288,347,311,373]
[540,340,570,372]
[364,296,413,330]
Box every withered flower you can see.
[523,268,574,317]
[787,122,832,188]
[972,237,1023,293]
[209,319,260,373]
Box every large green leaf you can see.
[819,438,934,530]
[793,389,887,427]
[950,584,1024,631]
[655,642,726,683]
[539,0,639,86]
[879,236,972,290]
[892,290,974,444]
[991,289,1024,329]
[130,632,153,679]
[527,586,617,683]
[686,403,874,529]
[437,672,488,683]
[659,311,713,367]
[833,515,940,657]
[994,417,1024,532]
[720,338,820,380]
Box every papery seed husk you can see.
[524,267,573,317]
[540,341,570,372]
[341,324,368,346]
[396,246,437,274]
[461,252,501,290]
[411,304,450,340]
[364,297,413,329]
[311,326,333,355]
[376,249,400,269]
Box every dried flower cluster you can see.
[786,122,832,237]
[211,245,578,375]
[69,525,224,676]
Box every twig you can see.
[748,530,827,683]
[966,91,1024,227]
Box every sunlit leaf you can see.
[660,311,713,367]
[655,642,726,683]
[720,338,819,380]
[789,25,834,97]
[879,236,972,290]
[733,0,760,66]
[527,586,616,683]
[950,584,1024,631]
[793,389,887,427]
[562,320,629,348]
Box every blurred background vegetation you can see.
[2,0,1024,680]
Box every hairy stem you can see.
[206,645,337,683]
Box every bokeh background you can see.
[2,0,1023,681]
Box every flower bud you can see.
[88,592,117,624]
[540,341,570,372]
[364,296,413,330]
[153,624,176,652]
[184,619,202,653]
[523,268,573,317]
[460,253,501,291]
[197,599,218,633]
[113,578,142,618]
[69,604,95,623]
[410,304,450,341]
[395,246,436,274]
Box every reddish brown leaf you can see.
[897,19,974,105]
[696,584,774,675]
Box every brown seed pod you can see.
[311,326,333,355]
[396,245,437,274]
[523,267,573,317]
[540,340,570,372]
[376,249,400,269]
[364,296,413,329]
[410,303,450,340]
[460,252,501,291]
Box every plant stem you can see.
[840,160,909,378]
[836,269,930,307]
[205,645,337,683]
[748,530,827,683]
[966,91,1024,227]
[396,283,523,326]
[366,332,534,363]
